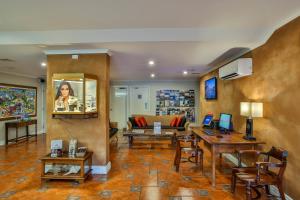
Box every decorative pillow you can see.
[139,116,148,127]
[179,116,186,127]
[176,117,182,127]
[170,117,178,127]
[129,117,137,127]
[134,117,142,127]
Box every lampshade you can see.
[240,102,251,116]
[240,102,263,118]
[251,102,263,117]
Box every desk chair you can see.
[174,134,204,173]
[231,147,288,200]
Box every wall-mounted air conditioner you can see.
[219,58,252,80]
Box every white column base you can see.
[92,161,111,174]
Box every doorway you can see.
[110,86,128,130]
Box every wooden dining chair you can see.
[173,134,204,174]
[231,146,288,200]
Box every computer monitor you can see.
[219,113,232,131]
[202,115,213,126]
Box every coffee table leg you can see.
[15,127,18,143]
[171,135,176,147]
[128,136,133,148]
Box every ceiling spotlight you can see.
[150,73,155,78]
[183,70,188,75]
[148,60,155,66]
[41,62,47,67]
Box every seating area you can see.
[0,2,299,200]
[127,114,189,131]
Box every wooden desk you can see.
[5,119,37,145]
[40,152,93,183]
[191,127,265,187]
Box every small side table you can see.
[40,152,93,183]
[5,119,37,145]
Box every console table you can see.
[5,119,37,145]
[40,152,93,183]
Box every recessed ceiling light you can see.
[150,73,155,78]
[41,62,47,67]
[183,70,188,75]
[148,60,155,66]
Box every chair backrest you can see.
[265,146,288,180]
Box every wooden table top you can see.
[41,152,93,161]
[123,129,177,137]
[191,127,265,145]
[5,119,37,126]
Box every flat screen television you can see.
[205,77,217,100]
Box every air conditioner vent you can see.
[221,73,239,80]
[219,58,252,80]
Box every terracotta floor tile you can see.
[0,133,257,200]
[140,186,169,200]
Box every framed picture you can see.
[0,83,37,121]
[205,77,217,100]
[52,73,98,116]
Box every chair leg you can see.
[195,149,199,164]
[265,185,271,196]
[245,183,252,200]
[231,173,236,193]
[174,149,178,166]
[199,151,203,175]
[277,182,286,200]
[219,153,222,168]
[252,186,261,199]
[176,151,181,172]
[174,142,180,166]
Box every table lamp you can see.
[240,102,263,140]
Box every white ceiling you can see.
[0,0,299,80]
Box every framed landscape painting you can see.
[0,83,37,121]
[205,77,217,100]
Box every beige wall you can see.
[0,73,45,145]
[199,17,300,198]
[46,54,110,166]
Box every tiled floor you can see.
[0,133,274,199]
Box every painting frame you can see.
[205,77,217,100]
[0,83,37,121]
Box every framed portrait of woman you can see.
[52,73,98,117]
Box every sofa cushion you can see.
[161,125,175,129]
[170,117,178,127]
[179,117,186,127]
[139,116,148,127]
[129,117,137,127]
[133,114,176,126]
[176,117,182,127]
[134,117,143,127]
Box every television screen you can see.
[205,77,217,100]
